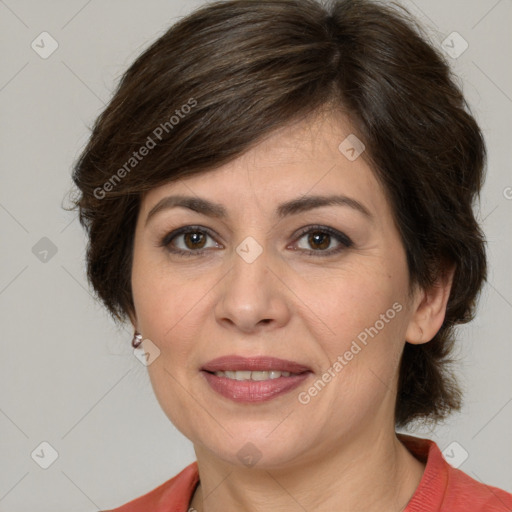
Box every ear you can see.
[405,262,456,345]
[127,309,138,332]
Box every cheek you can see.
[131,253,219,407]
[293,258,408,403]
[298,263,405,343]
[131,257,209,436]
[131,244,204,334]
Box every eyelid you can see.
[291,224,353,248]
[159,225,222,249]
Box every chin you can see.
[197,427,313,470]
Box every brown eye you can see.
[307,231,331,250]
[293,226,353,256]
[160,226,221,256]
[183,231,207,250]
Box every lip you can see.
[201,371,311,403]
[201,355,312,403]
[201,355,312,374]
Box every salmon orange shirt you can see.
[102,435,512,511]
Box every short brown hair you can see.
[68,0,487,427]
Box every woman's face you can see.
[131,111,422,469]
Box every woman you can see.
[69,0,512,510]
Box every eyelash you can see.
[158,225,353,258]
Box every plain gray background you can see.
[0,0,511,510]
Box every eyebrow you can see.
[145,193,373,226]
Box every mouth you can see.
[208,369,300,380]
[201,355,313,403]
[201,355,312,374]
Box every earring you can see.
[132,331,143,348]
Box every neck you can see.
[190,429,425,512]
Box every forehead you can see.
[140,111,387,219]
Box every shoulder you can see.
[100,461,199,512]
[442,463,512,511]
[399,434,512,512]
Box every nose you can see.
[214,239,292,334]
